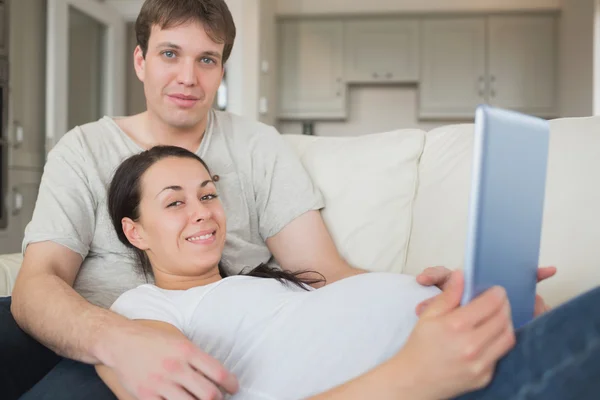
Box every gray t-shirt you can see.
[23,110,324,308]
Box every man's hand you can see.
[97,320,238,400]
[415,266,557,317]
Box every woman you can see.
[98,145,600,400]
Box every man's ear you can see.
[122,217,149,250]
[133,45,146,83]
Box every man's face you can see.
[134,21,225,131]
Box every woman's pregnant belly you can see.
[228,273,441,400]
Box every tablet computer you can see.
[460,105,550,329]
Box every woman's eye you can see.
[201,194,218,201]
[167,200,183,208]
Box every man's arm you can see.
[11,241,128,363]
[11,241,238,398]
[266,210,366,285]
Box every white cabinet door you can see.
[0,168,41,254]
[488,15,557,117]
[278,20,346,119]
[419,18,486,119]
[344,19,419,83]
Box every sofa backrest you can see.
[283,129,425,275]
[407,117,600,306]
[0,253,23,296]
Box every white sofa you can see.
[2,116,600,306]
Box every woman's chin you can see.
[187,252,221,270]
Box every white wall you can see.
[559,0,595,117]
[68,9,104,129]
[125,22,146,116]
[278,86,468,136]
[258,0,278,126]
[595,0,600,115]
[277,0,561,16]
[225,0,260,120]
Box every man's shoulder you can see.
[213,110,279,140]
[51,117,118,154]
[47,117,136,179]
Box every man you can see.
[0,0,553,399]
[2,1,363,398]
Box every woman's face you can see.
[126,156,226,280]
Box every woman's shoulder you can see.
[110,284,166,310]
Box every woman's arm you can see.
[309,355,422,400]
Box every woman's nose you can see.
[192,200,212,222]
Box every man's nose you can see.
[177,59,197,86]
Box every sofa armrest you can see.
[0,253,23,297]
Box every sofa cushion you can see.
[404,124,474,277]
[0,253,23,296]
[406,118,600,306]
[283,129,425,274]
[536,117,600,305]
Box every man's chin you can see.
[162,110,208,131]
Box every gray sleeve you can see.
[251,126,325,240]
[22,132,96,259]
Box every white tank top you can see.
[110,273,440,399]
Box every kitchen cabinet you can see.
[344,19,419,83]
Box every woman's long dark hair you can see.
[107,145,325,290]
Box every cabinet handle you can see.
[0,122,25,148]
[11,188,23,216]
[490,75,497,98]
[386,72,393,79]
[13,122,24,148]
[336,77,342,97]
[372,72,379,79]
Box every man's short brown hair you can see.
[135,0,236,64]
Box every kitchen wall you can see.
[278,86,461,136]
[276,0,561,16]
[272,1,570,136]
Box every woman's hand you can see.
[394,271,516,399]
[415,266,557,317]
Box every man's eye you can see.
[167,200,183,208]
[201,57,216,65]
[162,51,176,59]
